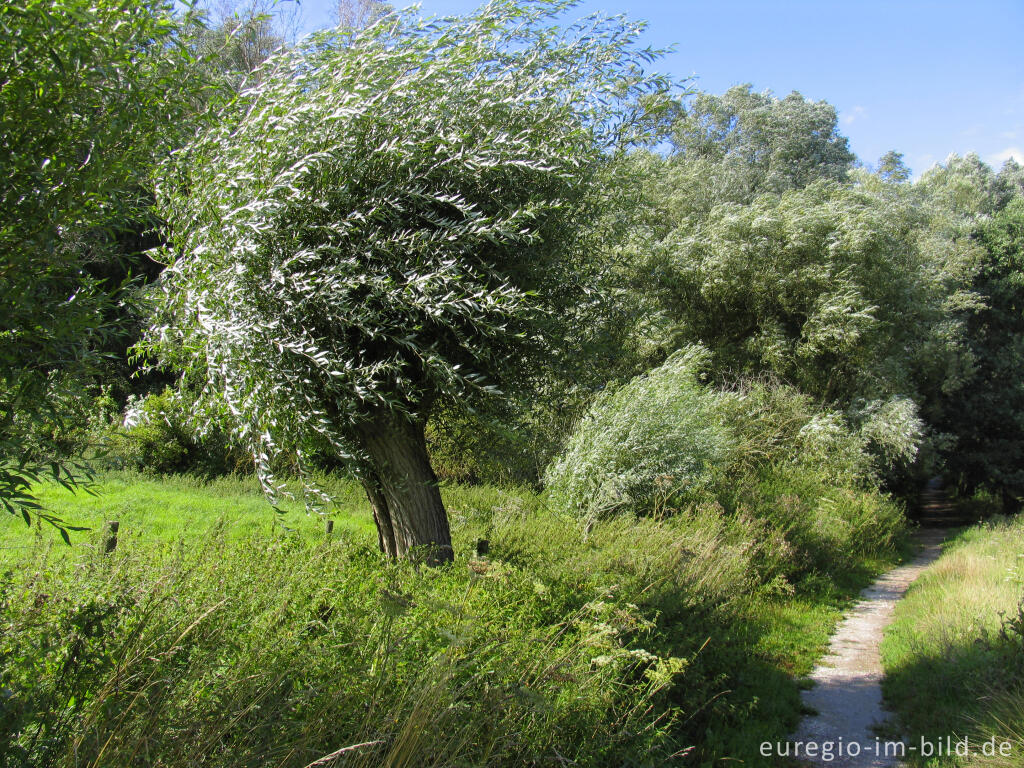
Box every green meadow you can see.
[883,512,1024,767]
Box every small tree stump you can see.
[325,519,334,536]
[475,538,490,556]
[104,520,119,553]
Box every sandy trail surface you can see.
[788,528,947,767]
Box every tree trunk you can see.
[355,408,453,563]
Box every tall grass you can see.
[881,512,1024,767]
[1,524,689,766]
[0,492,766,767]
[0,471,907,767]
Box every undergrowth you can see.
[0,473,905,767]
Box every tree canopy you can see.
[937,197,1024,505]
[142,0,672,558]
[0,0,203,529]
[665,85,855,209]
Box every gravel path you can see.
[788,528,947,767]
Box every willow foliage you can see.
[143,0,671,498]
[545,341,925,521]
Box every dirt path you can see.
[789,528,947,767]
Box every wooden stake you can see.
[104,520,119,553]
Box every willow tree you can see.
[143,0,667,560]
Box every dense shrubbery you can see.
[96,389,247,477]
[545,345,908,575]
[545,347,734,517]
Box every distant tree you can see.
[639,179,970,408]
[188,0,300,90]
[916,152,1005,219]
[0,0,203,531]
[142,0,670,560]
[333,0,390,29]
[877,150,911,183]
[996,158,1024,208]
[613,88,862,371]
[620,94,984,477]
[666,85,856,209]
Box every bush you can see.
[545,347,907,577]
[99,389,246,476]
[743,465,905,573]
[545,346,735,519]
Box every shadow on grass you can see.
[883,617,1024,766]
[651,564,892,766]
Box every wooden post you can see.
[325,519,334,536]
[104,521,119,553]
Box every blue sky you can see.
[285,0,1023,177]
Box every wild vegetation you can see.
[2,472,902,767]
[882,510,1024,766]
[2,0,1023,765]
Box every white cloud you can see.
[989,146,1024,167]
[842,105,866,126]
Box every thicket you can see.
[545,346,907,574]
[427,92,1024,505]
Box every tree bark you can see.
[355,408,453,563]
[362,471,397,559]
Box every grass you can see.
[0,471,907,767]
[0,473,374,567]
[0,472,546,559]
[881,511,1024,767]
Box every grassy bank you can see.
[1,473,906,766]
[881,513,1024,767]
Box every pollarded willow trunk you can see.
[355,408,453,564]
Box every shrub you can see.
[545,348,907,577]
[718,378,875,485]
[544,346,735,519]
[100,389,246,476]
[744,465,904,573]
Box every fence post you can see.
[104,521,119,553]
